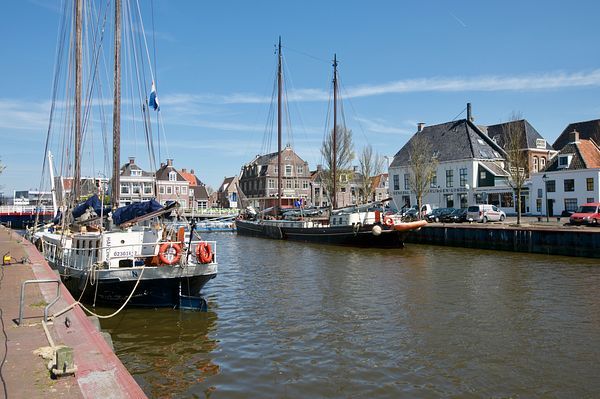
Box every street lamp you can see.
[437,185,441,207]
[542,174,548,222]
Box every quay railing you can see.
[0,205,54,214]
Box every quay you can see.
[406,217,600,258]
[0,226,145,398]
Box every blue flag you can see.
[148,81,160,111]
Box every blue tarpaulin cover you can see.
[72,195,109,219]
[112,199,163,225]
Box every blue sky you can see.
[1,0,600,196]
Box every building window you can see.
[132,183,141,194]
[393,175,399,190]
[546,180,555,193]
[297,165,304,175]
[540,157,546,170]
[444,194,454,207]
[182,186,188,195]
[501,192,514,208]
[536,198,542,213]
[169,171,177,182]
[459,168,467,187]
[159,186,165,194]
[285,165,292,177]
[286,179,293,189]
[480,171,486,180]
[166,186,172,195]
[459,193,468,208]
[303,180,309,189]
[587,178,594,191]
[131,169,142,176]
[564,179,574,192]
[268,179,275,189]
[564,198,578,212]
[587,197,595,204]
[533,156,539,173]
[175,186,180,195]
[120,183,130,194]
[144,183,152,194]
[274,165,278,174]
[446,170,453,188]
[404,174,410,190]
[430,171,437,188]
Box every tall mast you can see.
[74,0,82,202]
[112,0,122,208]
[332,54,338,209]
[277,36,282,210]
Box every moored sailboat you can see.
[236,40,426,248]
[29,0,217,309]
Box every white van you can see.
[467,204,506,223]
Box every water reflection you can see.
[100,306,219,398]
[102,234,600,398]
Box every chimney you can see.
[317,164,323,172]
[167,159,173,167]
[569,129,580,143]
[160,162,165,168]
[129,157,135,165]
[181,168,187,173]
[190,169,195,174]
[467,103,473,122]
[417,122,425,132]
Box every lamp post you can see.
[542,173,548,222]
[437,185,441,207]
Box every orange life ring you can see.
[158,242,182,265]
[384,216,394,226]
[196,242,212,264]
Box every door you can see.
[547,199,554,217]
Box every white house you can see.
[389,106,516,214]
[530,130,600,216]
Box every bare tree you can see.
[358,144,384,203]
[407,133,438,219]
[320,125,355,207]
[502,111,527,225]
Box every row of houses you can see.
[388,104,600,217]
[225,103,600,218]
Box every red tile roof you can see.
[578,139,600,168]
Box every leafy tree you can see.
[320,125,354,207]
[358,144,384,203]
[408,133,438,219]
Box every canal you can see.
[100,232,600,398]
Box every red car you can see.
[569,203,600,225]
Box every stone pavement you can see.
[0,226,146,398]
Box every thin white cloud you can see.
[354,117,414,135]
[171,69,600,105]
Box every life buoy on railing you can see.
[384,216,394,226]
[158,242,182,265]
[196,242,212,264]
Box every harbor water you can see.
[100,232,600,398]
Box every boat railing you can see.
[0,205,55,214]
[41,238,217,270]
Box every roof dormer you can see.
[557,154,573,169]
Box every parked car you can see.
[426,207,455,223]
[401,207,419,221]
[569,203,600,225]
[441,208,468,223]
[467,204,506,223]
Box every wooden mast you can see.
[277,36,282,210]
[112,0,122,208]
[74,0,82,202]
[332,54,338,209]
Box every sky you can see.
[1,0,600,196]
